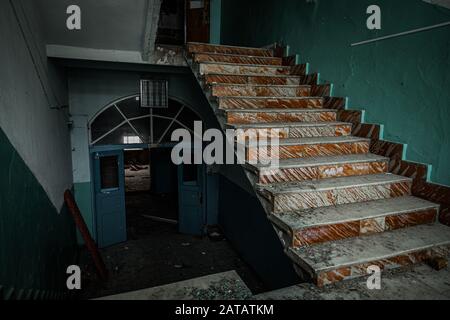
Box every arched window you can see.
[89,95,200,146]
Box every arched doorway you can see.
[89,95,204,248]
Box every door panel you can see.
[94,150,126,248]
[186,0,210,43]
[178,164,205,235]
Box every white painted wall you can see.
[0,0,73,210]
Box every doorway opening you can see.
[82,95,267,298]
[156,0,211,46]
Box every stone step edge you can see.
[198,61,292,69]
[245,136,370,147]
[226,121,352,130]
[269,196,439,235]
[286,223,450,276]
[187,42,273,54]
[192,52,282,61]
[244,154,389,174]
[258,174,411,196]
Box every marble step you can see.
[245,136,370,162]
[270,196,439,248]
[287,223,450,286]
[211,84,311,97]
[246,154,389,184]
[199,62,292,76]
[227,122,353,139]
[218,96,323,110]
[193,52,282,66]
[224,108,337,124]
[258,173,411,213]
[187,42,273,57]
[204,73,305,86]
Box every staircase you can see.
[185,42,450,287]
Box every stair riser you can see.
[219,98,323,110]
[247,141,370,162]
[314,245,450,287]
[212,86,311,97]
[291,208,438,248]
[269,181,411,213]
[258,160,388,184]
[200,63,291,76]
[205,74,302,85]
[194,53,282,66]
[227,111,337,124]
[188,43,273,57]
[234,124,352,140]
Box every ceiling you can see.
[36,0,158,52]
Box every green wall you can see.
[0,127,77,294]
[221,0,450,186]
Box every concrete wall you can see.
[221,0,450,186]
[0,0,77,294]
[0,0,73,208]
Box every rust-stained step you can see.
[270,196,438,248]
[193,52,282,66]
[187,42,274,57]
[205,73,305,85]
[211,84,311,97]
[218,96,323,110]
[245,136,370,162]
[245,154,389,184]
[224,108,337,124]
[287,223,450,287]
[258,173,412,213]
[227,122,353,139]
[199,62,292,76]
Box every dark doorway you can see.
[156,0,186,46]
[186,0,210,43]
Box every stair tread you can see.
[228,121,350,129]
[219,96,322,100]
[205,72,302,79]
[288,223,450,273]
[248,136,369,147]
[212,84,311,88]
[260,173,410,194]
[187,42,272,53]
[199,61,291,69]
[248,154,388,170]
[193,52,281,60]
[226,108,335,113]
[273,196,439,231]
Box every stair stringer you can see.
[186,55,304,287]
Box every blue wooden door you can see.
[178,164,205,235]
[93,150,126,248]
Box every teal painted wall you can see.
[0,0,77,295]
[0,128,77,293]
[221,0,450,186]
[210,0,222,44]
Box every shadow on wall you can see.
[218,173,300,290]
[0,128,78,298]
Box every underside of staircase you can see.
[185,42,450,287]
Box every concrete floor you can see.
[96,271,253,300]
[78,192,266,299]
[254,258,450,300]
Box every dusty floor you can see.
[78,192,266,299]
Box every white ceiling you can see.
[36,0,153,51]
